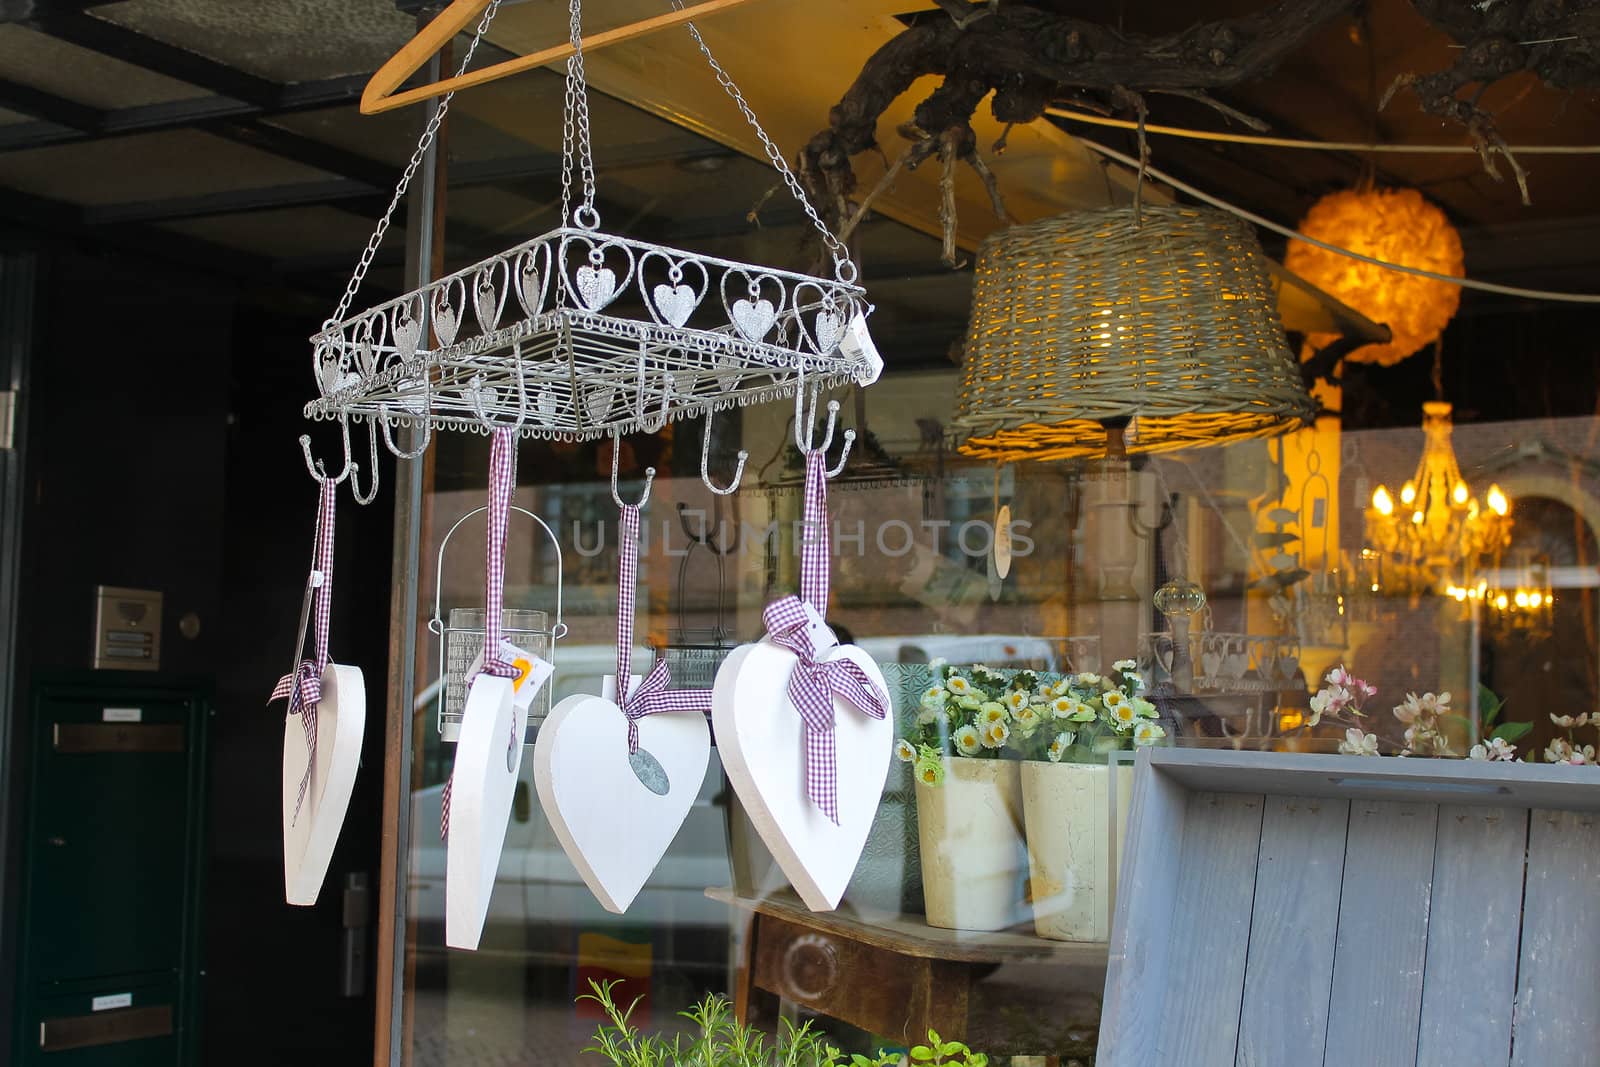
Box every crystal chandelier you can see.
[1364,401,1510,597]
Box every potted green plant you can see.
[579,980,988,1066]
[897,662,1033,931]
[1007,660,1166,942]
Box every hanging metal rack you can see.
[305,0,878,451]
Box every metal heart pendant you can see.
[433,299,460,346]
[516,261,544,317]
[394,315,422,363]
[473,275,501,335]
[318,360,356,397]
[652,283,697,327]
[576,265,618,311]
[584,385,615,425]
[355,340,378,379]
[813,309,844,353]
[732,297,777,342]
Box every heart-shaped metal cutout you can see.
[584,385,615,426]
[652,283,698,327]
[576,265,618,312]
[732,297,777,342]
[393,305,423,364]
[473,262,508,336]
[514,247,549,318]
[432,286,461,347]
[814,309,844,354]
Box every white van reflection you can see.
[407,635,1072,957]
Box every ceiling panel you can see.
[159,203,378,261]
[95,0,417,84]
[0,24,206,108]
[0,128,337,205]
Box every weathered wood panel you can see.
[1415,806,1527,1067]
[1154,791,1265,1067]
[1510,809,1600,1067]
[1236,794,1350,1067]
[1324,800,1438,1067]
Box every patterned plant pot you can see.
[1021,759,1134,942]
[915,757,1029,931]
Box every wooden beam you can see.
[361,0,760,115]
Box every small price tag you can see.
[468,640,553,716]
[601,674,644,703]
[797,601,840,653]
[91,993,132,1012]
[841,313,883,385]
[102,708,142,723]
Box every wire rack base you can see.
[307,226,873,441]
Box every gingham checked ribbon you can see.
[615,502,711,753]
[269,479,337,824]
[763,451,886,824]
[442,428,522,840]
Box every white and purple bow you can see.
[270,478,336,823]
[763,450,886,824]
[762,595,887,824]
[442,427,521,840]
[615,500,711,752]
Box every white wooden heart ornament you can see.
[534,686,711,913]
[283,662,366,906]
[444,674,519,950]
[731,297,777,341]
[712,639,893,911]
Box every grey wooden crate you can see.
[1099,748,1600,1067]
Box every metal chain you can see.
[326,0,506,329]
[562,0,599,227]
[667,0,854,282]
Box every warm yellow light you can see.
[1412,511,1424,525]
[1286,187,1464,366]
[1496,594,1509,610]
[1371,485,1394,516]
[1515,591,1530,608]
[1546,593,1555,606]
[1487,484,1509,516]
[1401,481,1417,506]
[1449,586,1467,602]
[1279,710,1305,731]
[1452,482,1468,504]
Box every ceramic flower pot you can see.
[914,757,1028,931]
[1021,759,1134,942]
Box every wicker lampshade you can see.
[953,205,1315,461]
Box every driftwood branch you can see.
[800,0,1600,244]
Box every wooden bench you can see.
[710,887,1107,1048]
[1099,748,1600,1067]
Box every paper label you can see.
[797,601,840,653]
[841,313,883,385]
[91,993,132,1012]
[601,674,644,704]
[467,640,552,716]
[102,708,142,723]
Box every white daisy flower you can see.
[980,719,1010,749]
[979,702,1009,725]
[920,685,947,708]
[1004,690,1029,712]
[894,739,917,762]
[953,724,983,756]
[1132,697,1158,719]
[1113,659,1138,672]
[946,676,972,696]
[1067,700,1098,723]
[929,657,947,672]
[1014,706,1041,734]
[1076,672,1101,687]
[1133,720,1166,747]
[1047,731,1075,762]
[1050,696,1075,719]
[1110,701,1140,729]
[916,706,943,727]
[1103,691,1129,712]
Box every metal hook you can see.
[793,385,855,476]
[636,351,672,434]
[300,414,355,486]
[700,408,748,496]
[467,345,529,433]
[351,416,380,504]
[379,404,433,459]
[610,434,656,509]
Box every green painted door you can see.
[13,678,207,1067]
